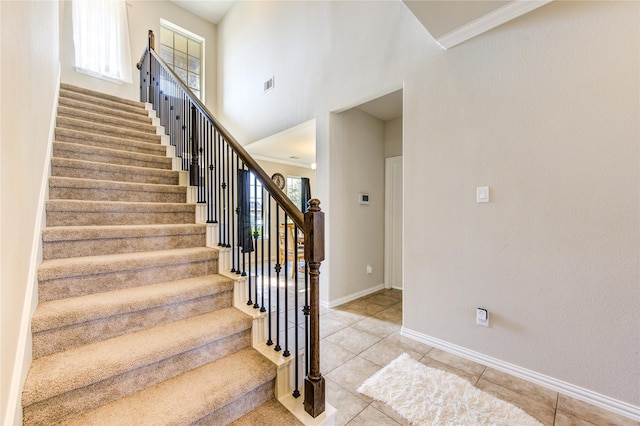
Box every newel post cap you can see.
[304,199,325,263]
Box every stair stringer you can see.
[231,279,336,425]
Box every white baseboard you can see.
[401,327,640,422]
[322,283,385,309]
[4,71,61,426]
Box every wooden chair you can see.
[279,223,305,277]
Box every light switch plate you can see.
[476,186,489,203]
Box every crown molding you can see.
[252,154,315,170]
[437,0,553,50]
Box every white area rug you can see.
[357,353,542,426]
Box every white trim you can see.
[437,0,553,49]
[74,66,126,84]
[4,71,60,426]
[323,284,385,309]
[159,19,206,102]
[279,393,337,426]
[384,156,403,290]
[401,327,640,422]
[160,18,205,43]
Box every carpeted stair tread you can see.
[51,157,179,185]
[32,275,233,358]
[48,176,186,203]
[45,199,195,226]
[53,141,172,170]
[55,127,167,156]
[38,247,215,282]
[60,88,147,114]
[230,399,303,426]
[45,199,194,214]
[42,223,204,243]
[37,247,217,302]
[42,223,204,259]
[58,105,158,135]
[32,274,232,333]
[60,83,145,108]
[57,116,161,143]
[59,348,275,426]
[22,307,252,407]
[58,96,152,123]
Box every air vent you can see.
[264,76,274,93]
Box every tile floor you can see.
[320,289,638,426]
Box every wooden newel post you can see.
[304,199,325,418]
[148,29,155,51]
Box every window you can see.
[286,176,302,211]
[159,22,203,99]
[72,0,132,83]
[249,173,267,238]
[286,176,311,212]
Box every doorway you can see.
[350,89,403,293]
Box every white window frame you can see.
[159,19,205,101]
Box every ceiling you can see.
[245,90,404,169]
[170,1,235,24]
[170,0,548,167]
[169,0,551,46]
[356,90,403,122]
[244,120,317,169]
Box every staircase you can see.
[21,84,302,425]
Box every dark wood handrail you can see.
[146,48,304,231]
[140,30,325,417]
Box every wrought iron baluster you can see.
[253,172,259,309]
[207,123,214,224]
[266,194,273,346]
[213,129,219,226]
[217,132,224,247]
[274,206,282,353]
[260,185,266,313]
[283,213,290,358]
[293,224,301,398]
[227,143,233,251]
[242,163,252,306]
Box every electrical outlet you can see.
[476,308,489,327]
[366,265,373,274]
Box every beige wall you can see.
[0,1,60,424]
[403,1,638,406]
[384,117,402,158]
[59,0,218,113]
[217,0,639,408]
[330,108,386,301]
